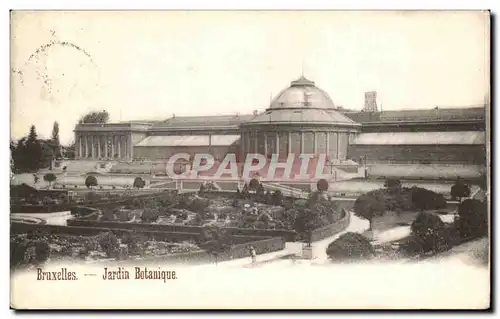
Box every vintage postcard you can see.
[10,10,490,310]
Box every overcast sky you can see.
[10,11,489,144]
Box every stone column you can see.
[254,132,258,154]
[97,135,101,159]
[264,133,268,155]
[84,135,88,158]
[276,133,280,157]
[111,135,115,160]
[313,132,318,154]
[288,132,292,154]
[129,135,134,160]
[77,134,82,159]
[326,132,330,157]
[117,136,122,160]
[337,133,340,159]
[300,132,304,154]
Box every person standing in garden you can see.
[249,245,257,265]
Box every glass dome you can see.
[269,76,336,110]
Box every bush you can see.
[133,177,146,189]
[410,187,447,211]
[98,232,119,257]
[85,175,98,189]
[248,178,260,192]
[410,211,453,253]
[271,190,284,206]
[326,232,374,261]
[384,178,402,192]
[450,178,471,200]
[34,241,50,263]
[43,173,57,187]
[316,179,329,192]
[141,208,160,222]
[455,199,488,240]
[353,193,385,228]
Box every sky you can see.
[10,11,490,144]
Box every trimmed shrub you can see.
[455,199,488,240]
[98,232,119,258]
[85,175,98,189]
[326,232,374,261]
[451,178,471,200]
[34,241,50,263]
[43,173,57,187]
[410,211,453,253]
[133,177,146,189]
[317,179,329,192]
[410,187,447,211]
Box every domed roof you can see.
[270,76,335,110]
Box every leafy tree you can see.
[316,179,329,192]
[455,199,488,240]
[78,110,110,124]
[384,178,402,193]
[50,121,62,159]
[410,212,451,253]
[411,187,447,211]
[43,173,57,187]
[85,175,98,189]
[353,194,385,230]
[271,190,284,206]
[133,177,146,189]
[25,125,42,171]
[326,232,374,261]
[248,178,260,192]
[450,177,471,201]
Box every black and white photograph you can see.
[9,10,491,309]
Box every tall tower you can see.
[364,91,378,112]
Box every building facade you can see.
[73,76,487,165]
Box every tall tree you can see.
[25,125,42,171]
[78,110,110,124]
[50,121,62,158]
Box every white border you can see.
[3,1,497,316]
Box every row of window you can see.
[241,131,355,159]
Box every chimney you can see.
[364,91,378,112]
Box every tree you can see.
[384,178,402,193]
[78,110,110,124]
[316,179,329,192]
[50,121,62,159]
[326,232,374,261]
[248,178,260,192]
[450,177,471,201]
[455,199,488,240]
[133,177,146,189]
[353,194,385,230]
[85,175,98,189]
[25,125,42,171]
[410,211,450,253]
[43,173,57,188]
[271,190,284,206]
[410,187,447,211]
[40,140,55,170]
